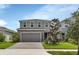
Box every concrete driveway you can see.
[8,42,43,49]
[0,42,50,55]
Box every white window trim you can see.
[37,21,42,28]
[45,22,49,27]
[18,29,46,30]
[30,21,34,28]
[23,22,27,28]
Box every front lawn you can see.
[43,42,78,49]
[0,42,16,49]
[47,51,77,55]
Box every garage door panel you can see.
[21,33,41,42]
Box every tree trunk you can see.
[77,39,79,55]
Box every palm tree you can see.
[50,18,60,44]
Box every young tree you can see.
[50,18,60,44]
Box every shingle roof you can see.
[0,26,15,33]
[19,19,51,22]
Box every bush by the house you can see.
[44,39,48,44]
[68,38,77,44]
[46,34,53,44]
[0,33,5,42]
[12,32,19,42]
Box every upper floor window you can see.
[24,25,26,27]
[31,22,33,27]
[38,24,41,27]
[45,23,49,27]
[23,22,26,27]
[38,22,41,27]
[45,25,48,27]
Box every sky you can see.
[0,4,79,31]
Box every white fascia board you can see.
[18,29,46,31]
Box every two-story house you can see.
[18,19,51,42]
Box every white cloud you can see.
[16,20,20,28]
[59,5,78,12]
[0,4,10,13]
[0,19,7,26]
[24,4,79,20]
[0,4,10,9]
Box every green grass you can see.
[0,42,16,49]
[43,42,78,49]
[47,51,77,55]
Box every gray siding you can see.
[19,19,51,30]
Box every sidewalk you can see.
[0,49,50,55]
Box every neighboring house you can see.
[0,27,15,42]
[57,20,70,40]
[57,16,75,40]
[68,16,76,23]
[18,19,51,42]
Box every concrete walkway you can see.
[0,42,50,55]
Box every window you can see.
[31,24,33,27]
[38,24,41,27]
[31,22,33,27]
[45,23,49,27]
[65,25,68,27]
[24,25,26,27]
[45,24,48,27]
[38,22,41,27]
[23,22,26,27]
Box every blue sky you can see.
[0,4,79,31]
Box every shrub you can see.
[44,39,48,44]
[68,38,77,44]
[12,33,19,42]
[0,33,5,42]
[47,34,53,44]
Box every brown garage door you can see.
[21,32,41,42]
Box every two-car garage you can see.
[21,32,42,42]
[19,29,45,42]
